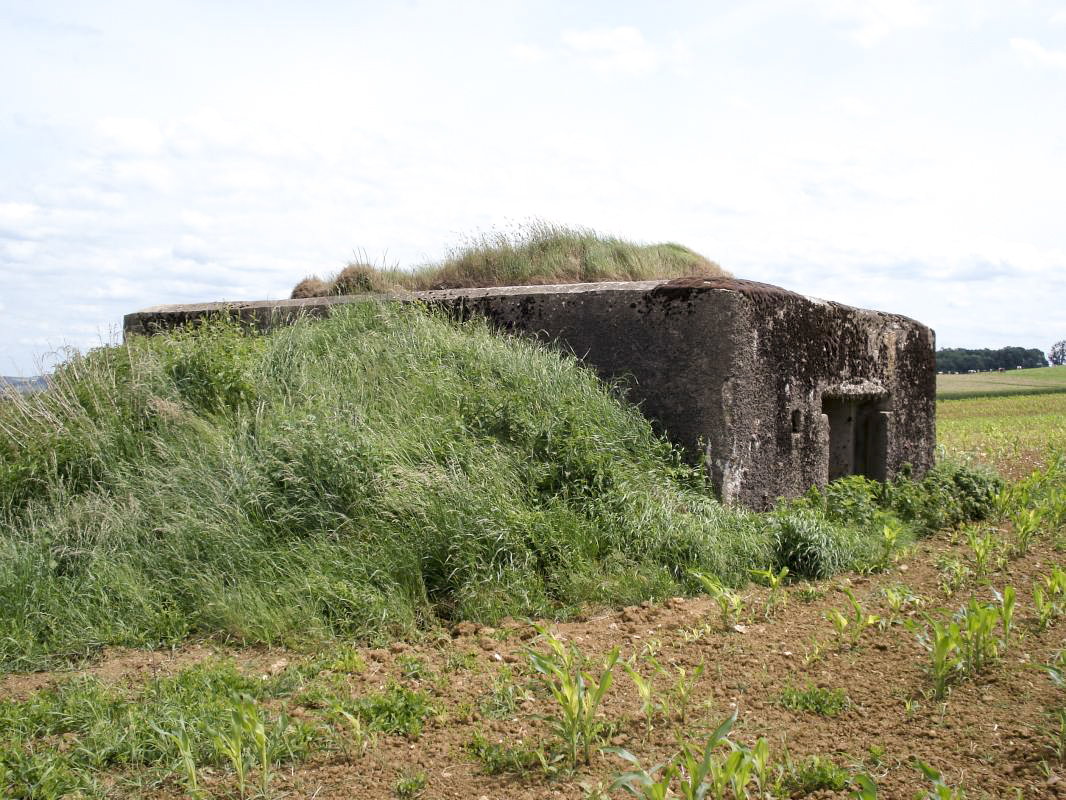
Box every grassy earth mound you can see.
[291,221,729,298]
[0,303,998,670]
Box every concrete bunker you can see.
[124,277,936,509]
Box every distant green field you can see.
[937,366,1066,399]
[937,391,1066,479]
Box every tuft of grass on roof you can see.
[290,221,728,298]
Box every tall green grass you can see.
[0,302,995,670]
[291,221,727,297]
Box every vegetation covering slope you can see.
[291,222,728,298]
[0,303,997,671]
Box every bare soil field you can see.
[3,522,1064,799]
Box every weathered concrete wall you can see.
[123,278,936,509]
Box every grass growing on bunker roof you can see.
[290,220,729,298]
[0,302,997,670]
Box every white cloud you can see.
[0,201,40,229]
[510,42,548,62]
[1010,37,1066,70]
[97,117,164,155]
[561,26,659,75]
[110,159,176,192]
[814,0,933,46]
[1,239,38,261]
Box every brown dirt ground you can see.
[4,521,1065,799]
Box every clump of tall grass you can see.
[0,303,764,668]
[290,221,728,298]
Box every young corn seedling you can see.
[333,708,377,761]
[1034,566,1066,629]
[882,584,924,624]
[916,760,966,799]
[750,737,772,797]
[213,698,250,799]
[993,586,1016,647]
[1040,649,1066,688]
[1010,509,1041,558]
[1046,710,1066,762]
[623,657,663,738]
[223,692,280,799]
[528,626,620,768]
[749,565,788,618]
[936,557,972,598]
[1035,651,1066,761]
[916,618,961,699]
[609,753,675,800]
[878,520,902,571]
[829,588,879,649]
[1050,566,1066,598]
[610,712,742,800]
[151,718,203,799]
[693,572,744,630]
[966,526,995,578]
[852,773,879,799]
[957,600,1001,676]
[669,660,705,726]
[245,698,275,799]
[1034,585,1056,631]
[826,608,850,648]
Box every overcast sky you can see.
[1,0,1064,376]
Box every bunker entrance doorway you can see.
[822,396,891,482]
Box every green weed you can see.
[774,753,851,794]
[775,684,851,716]
[0,660,315,798]
[464,730,545,775]
[444,651,478,673]
[479,666,531,719]
[394,770,427,798]
[352,683,433,738]
[396,655,428,682]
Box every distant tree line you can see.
[936,347,1048,373]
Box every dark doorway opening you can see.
[821,395,891,482]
